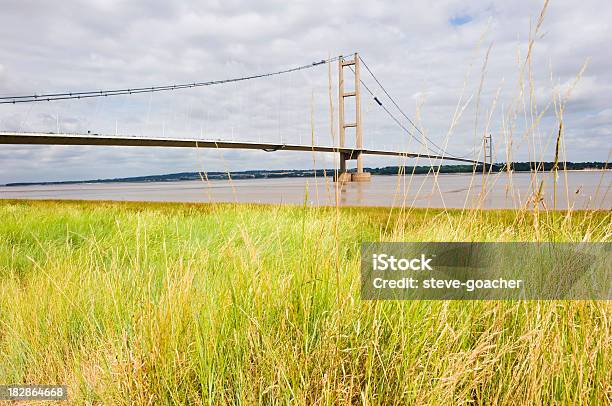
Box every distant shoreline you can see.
[4,162,608,187]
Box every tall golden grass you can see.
[0,200,610,404]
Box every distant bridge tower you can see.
[337,53,371,182]
[484,133,493,170]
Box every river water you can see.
[1,171,610,209]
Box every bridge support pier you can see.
[351,170,371,182]
[336,153,351,182]
[335,53,370,182]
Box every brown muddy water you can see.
[1,171,610,209]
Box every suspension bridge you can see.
[0,53,485,182]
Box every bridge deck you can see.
[0,132,478,164]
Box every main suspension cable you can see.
[0,55,346,105]
[356,56,472,160]
[349,64,447,156]
[353,71,428,150]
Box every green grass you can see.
[0,200,610,404]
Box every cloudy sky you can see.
[0,0,610,183]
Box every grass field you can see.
[0,199,610,404]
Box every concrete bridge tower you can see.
[337,53,371,182]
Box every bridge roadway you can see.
[0,132,478,165]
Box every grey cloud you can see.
[1,0,610,184]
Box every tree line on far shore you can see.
[5,162,608,186]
